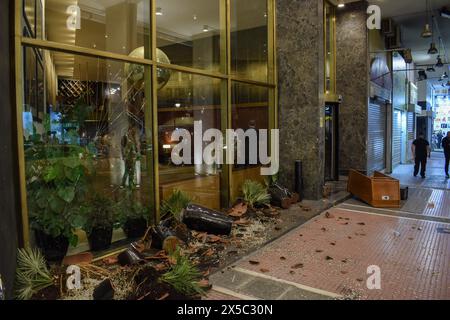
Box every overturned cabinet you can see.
[348,170,401,208]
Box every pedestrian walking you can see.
[411,132,431,179]
[442,131,450,179]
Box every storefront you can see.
[14,0,277,255]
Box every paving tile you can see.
[236,208,450,300]
[239,278,288,300]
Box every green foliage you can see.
[241,180,271,208]
[26,143,93,247]
[83,193,118,233]
[264,174,279,188]
[160,249,205,297]
[117,190,150,225]
[160,189,191,220]
[14,248,54,300]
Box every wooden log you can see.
[182,204,233,235]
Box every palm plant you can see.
[160,249,205,296]
[160,189,191,221]
[242,180,271,208]
[14,248,55,300]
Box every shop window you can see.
[231,82,269,200]
[157,70,222,210]
[231,0,268,82]
[26,0,151,57]
[22,48,154,256]
[155,0,221,71]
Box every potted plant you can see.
[119,191,150,239]
[84,193,117,252]
[26,141,92,263]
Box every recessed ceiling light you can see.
[156,7,163,16]
[193,14,197,21]
[337,0,345,8]
[203,25,209,32]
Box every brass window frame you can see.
[324,0,337,101]
[14,0,278,246]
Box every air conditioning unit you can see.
[386,26,402,49]
[381,19,395,36]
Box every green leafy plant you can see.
[14,248,55,300]
[26,144,93,246]
[160,190,191,220]
[264,174,279,188]
[160,249,205,297]
[241,180,271,208]
[83,193,117,233]
[117,190,150,225]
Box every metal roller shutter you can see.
[368,103,387,173]
[392,110,402,167]
[407,112,415,162]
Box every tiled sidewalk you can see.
[210,207,450,300]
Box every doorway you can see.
[325,103,339,181]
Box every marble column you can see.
[336,1,370,173]
[276,0,325,200]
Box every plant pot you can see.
[88,226,113,252]
[123,218,147,239]
[34,230,69,263]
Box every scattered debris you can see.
[249,260,260,265]
[260,268,270,273]
[326,256,333,261]
[291,263,304,269]
[325,211,334,219]
[93,279,114,300]
[62,252,93,266]
[357,222,366,226]
[228,202,248,218]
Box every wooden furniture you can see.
[347,170,401,208]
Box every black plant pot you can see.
[34,230,69,263]
[123,218,147,239]
[88,226,113,252]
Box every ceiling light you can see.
[422,0,433,38]
[203,25,209,32]
[436,56,444,68]
[337,1,345,8]
[156,7,163,16]
[418,70,428,81]
[421,24,432,38]
[428,42,438,54]
[193,14,197,21]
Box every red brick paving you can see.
[204,290,242,300]
[237,208,450,300]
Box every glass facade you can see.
[17,0,276,253]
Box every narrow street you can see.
[207,154,450,300]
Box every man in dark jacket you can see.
[442,131,450,179]
[411,133,431,179]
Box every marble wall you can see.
[336,1,370,173]
[277,0,325,199]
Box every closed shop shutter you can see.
[392,110,402,167]
[367,103,386,173]
[407,112,415,162]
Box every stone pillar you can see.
[336,1,369,173]
[0,0,20,299]
[277,0,325,200]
